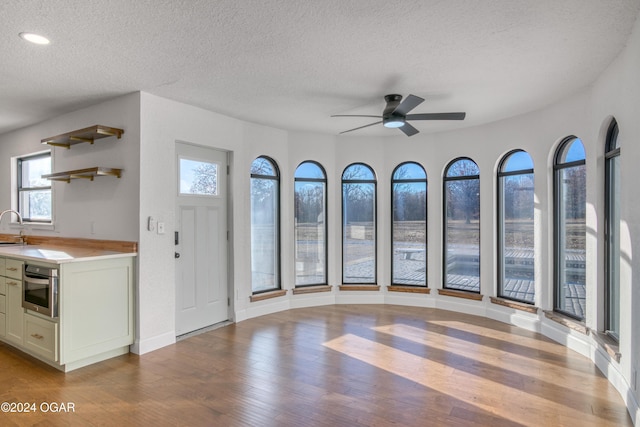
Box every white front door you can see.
[175,142,229,336]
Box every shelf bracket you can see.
[45,142,71,149]
[69,136,95,144]
[69,175,94,181]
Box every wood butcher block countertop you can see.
[0,235,137,264]
[0,244,137,264]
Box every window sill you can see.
[250,289,287,302]
[388,286,430,294]
[438,289,483,301]
[292,285,332,295]
[12,222,54,231]
[339,285,381,292]
[543,310,588,335]
[490,297,538,314]
[590,330,621,363]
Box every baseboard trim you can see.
[131,331,176,355]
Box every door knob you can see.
[175,252,180,259]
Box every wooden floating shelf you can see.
[41,125,124,148]
[42,167,122,183]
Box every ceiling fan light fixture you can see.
[383,117,405,128]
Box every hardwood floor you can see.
[0,305,632,426]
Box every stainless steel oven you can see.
[22,264,59,318]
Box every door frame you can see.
[174,140,235,332]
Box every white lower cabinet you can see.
[0,279,5,338]
[5,276,24,345]
[0,255,134,371]
[24,313,58,362]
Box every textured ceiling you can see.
[1,1,639,137]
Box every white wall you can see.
[0,93,140,241]
[136,93,292,352]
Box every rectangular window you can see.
[342,182,376,284]
[498,172,535,303]
[556,164,586,319]
[605,153,620,338]
[392,180,427,286]
[179,158,219,196]
[444,178,480,292]
[294,180,327,286]
[17,152,52,222]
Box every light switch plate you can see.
[157,222,165,234]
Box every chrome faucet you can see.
[0,209,24,225]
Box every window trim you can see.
[391,161,428,287]
[250,155,281,295]
[553,136,586,321]
[497,149,535,305]
[341,162,377,285]
[442,157,481,293]
[294,160,328,288]
[604,120,620,340]
[16,151,52,224]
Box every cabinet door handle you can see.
[7,267,18,271]
[7,281,18,286]
[31,333,44,340]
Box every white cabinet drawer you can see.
[5,259,23,280]
[24,313,58,362]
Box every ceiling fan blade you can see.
[406,112,466,121]
[339,121,383,134]
[331,114,383,118]
[399,122,419,137]
[393,94,425,116]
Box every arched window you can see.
[553,137,586,320]
[605,120,620,339]
[443,158,480,292]
[294,161,328,287]
[497,150,535,304]
[342,163,376,284]
[250,156,280,294]
[391,162,427,286]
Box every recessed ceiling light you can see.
[19,32,50,45]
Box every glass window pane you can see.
[445,177,480,292]
[294,162,324,179]
[446,159,479,177]
[392,181,427,285]
[502,151,534,172]
[499,172,535,303]
[393,162,427,180]
[179,158,218,195]
[251,157,276,176]
[19,190,52,221]
[606,153,620,337]
[560,139,586,163]
[343,164,375,180]
[556,164,586,318]
[343,182,375,283]
[251,177,279,292]
[295,179,327,286]
[18,153,52,222]
[21,155,51,188]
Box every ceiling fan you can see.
[332,94,466,137]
